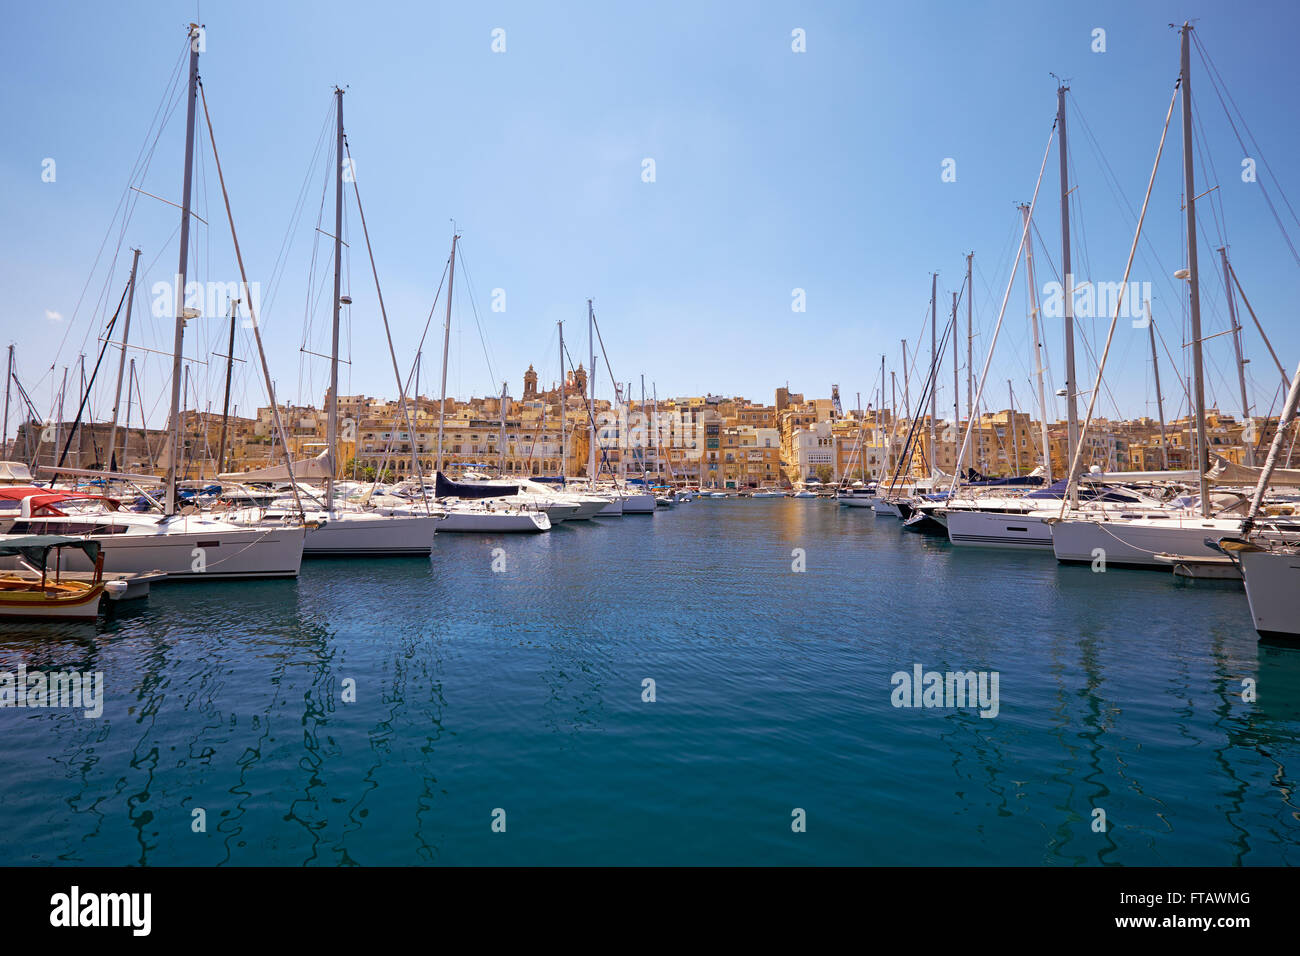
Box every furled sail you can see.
[218,448,333,482]
[1207,452,1300,487]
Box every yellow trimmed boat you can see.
[0,535,113,621]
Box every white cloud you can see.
[44,309,62,322]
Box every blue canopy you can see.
[435,473,518,500]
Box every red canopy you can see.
[0,487,120,515]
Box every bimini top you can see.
[0,488,121,516]
[957,468,1045,488]
[1025,478,1144,503]
[0,461,35,483]
[0,534,101,565]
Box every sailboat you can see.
[266,89,440,555]
[941,73,1213,553]
[1050,24,1295,568]
[402,236,551,533]
[1216,348,1300,639]
[580,301,657,515]
[14,25,306,580]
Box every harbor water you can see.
[0,499,1296,865]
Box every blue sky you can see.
[2,0,1298,435]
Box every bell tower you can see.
[523,364,538,401]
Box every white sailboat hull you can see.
[301,512,441,556]
[946,509,1054,550]
[436,510,550,533]
[839,496,876,508]
[621,493,656,514]
[3,521,306,579]
[1050,516,1247,568]
[564,498,609,521]
[1238,549,1300,639]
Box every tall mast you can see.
[889,369,897,479]
[55,367,66,470]
[587,298,596,481]
[435,233,459,475]
[2,344,12,458]
[1019,203,1052,482]
[77,354,87,469]
[124,358,136,469]
[558,320,566,477]
[1147,297,1169,469]
[104,248,141,471]
[652,383,660,480]
[1057,82,1080,505]
[951,291,960,472]
[929,272,937,475]
[622,381,630,482]
[323,87,344,506]
[1008,380,1021,474]
[164,24,202,516]
[1219,245,1253,465]
[965,252,974,470]
[498,381,507,475]
[878,357,884,480]
[901,339,910,421]
[1180,23,1211,515]
[182,364,190,479]
[412,349,421,476]
[216,294,237,473]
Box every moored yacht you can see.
[1,489,304,579]
[1051,495,1300,568]
[1227,541,1300,639]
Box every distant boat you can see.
[428,474,552,532]
[837,481,876,508]
[436,503,550,533]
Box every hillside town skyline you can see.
[7,360,1281,489]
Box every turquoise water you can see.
[0,499,1296,866]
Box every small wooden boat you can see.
[0,535,118,620]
